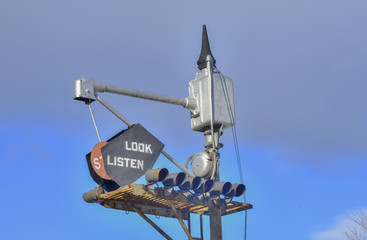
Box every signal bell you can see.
[145,168,169,183]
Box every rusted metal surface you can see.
[89,184,252,219]
[83,187,104,203]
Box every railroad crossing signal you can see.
[75,25,252,240]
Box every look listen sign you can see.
[101,124,164,187]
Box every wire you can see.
[207,56,218,180]
[245,210,248,240]
[219,72,248,240]
[185,155,194,169]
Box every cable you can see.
[219,72,248,240]
[207,56,218,180]
[185,155,194,169]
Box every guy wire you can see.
[219,72,247,240]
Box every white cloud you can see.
[313,209,367,240]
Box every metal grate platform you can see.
[96,184,252,220]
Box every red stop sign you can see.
[90,141,112,180]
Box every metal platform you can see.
[93,184,252,220]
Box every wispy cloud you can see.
[313,208,367,240]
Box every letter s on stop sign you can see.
[90,141,112,180]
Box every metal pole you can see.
[188,213,191,235]
[88,104,102,142]
[104,84,197,110]
[81,77,196,111]
[200,214,204,240]
[161,150,195,177]
[209,208,222,240]
[96,95,133,126]
[205,55,223,240]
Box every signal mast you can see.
[74,25,252,240]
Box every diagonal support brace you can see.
[95,95,195,177]
[132,206,173,240]
[169,201,194,240]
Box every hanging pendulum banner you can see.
[101,124,164,187]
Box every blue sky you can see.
[1,0,366,239]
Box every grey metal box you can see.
[188,70,235,132]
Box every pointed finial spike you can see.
[197,25,216,70]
